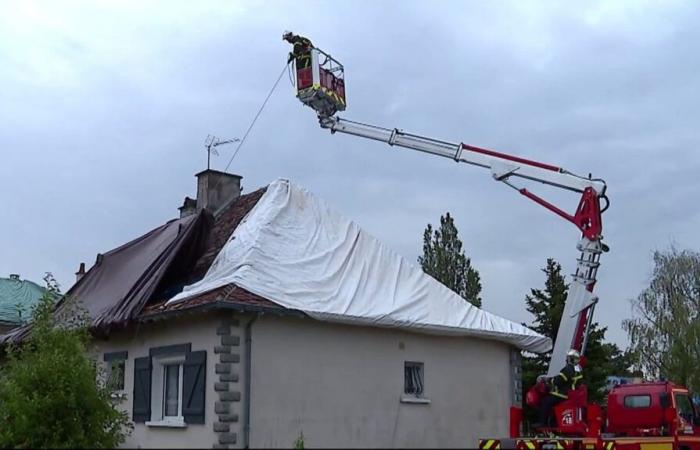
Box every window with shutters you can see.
[133,345,206,428]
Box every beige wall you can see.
[94,312,245,449]
[95,311,515,449]
[249,315,513,448]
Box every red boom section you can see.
[461,143,562,172]
[518,187,602,240]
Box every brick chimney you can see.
[195,169,242,213]
[75,262,86,283]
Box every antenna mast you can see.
[204,135,240,170]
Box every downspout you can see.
[244,314,258,449]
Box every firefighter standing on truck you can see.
[538,349,584,427]
[283,31,314,69]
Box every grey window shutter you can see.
[183,350,207,424]
[132,357,152,423]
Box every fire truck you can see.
[283,33,700,450]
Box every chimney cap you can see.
[194,169,242,179]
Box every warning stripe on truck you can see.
[479,439,501,449]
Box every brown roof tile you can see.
[141,284,287,318]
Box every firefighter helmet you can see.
[566,349,581,363]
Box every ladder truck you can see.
[283,33,700,450]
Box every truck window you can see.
[674,393,696,423]
[624,395,651,408]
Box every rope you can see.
[218,62,290,176]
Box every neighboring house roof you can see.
[0,275,46,326]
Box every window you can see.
[108,359,126,391]
[132,344,207,427]
[103,351,127,393]
[163,363,182,418]
[404,362,424,397]
[624,395,651,408]
[675,393,696,424]
[149,355,186,426]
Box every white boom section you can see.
[547,237,603,376]
[320,116,606,195]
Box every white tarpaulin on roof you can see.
[168,179,551,353]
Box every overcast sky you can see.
[1,0,699,346]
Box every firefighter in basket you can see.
[537,349,584,427]
[283,31,314,69]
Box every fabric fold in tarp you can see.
[169,179,551,353]
[2,210,212,344]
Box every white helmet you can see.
[282,31,293,41]
[567,349,581,361]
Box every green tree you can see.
[418,212,482,307]
[0,274,131,448]
[521,259,633,406]
[623,248,700,391]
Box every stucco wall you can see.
[94,312,246,449]
[249,315,513,448]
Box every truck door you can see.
[673,391,698,434]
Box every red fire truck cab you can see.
[480,382,700,450]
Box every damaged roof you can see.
[1,187,267,344]
[3,179,548,353]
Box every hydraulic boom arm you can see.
[285,36,608,376]
[320,116,608,375]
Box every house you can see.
[0,274,47,336]
[2,169,550,449]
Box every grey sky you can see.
[2,1,699,347]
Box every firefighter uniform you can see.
[285,34,314,69]
[538,362,583,427]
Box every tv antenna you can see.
[204,135,240,170]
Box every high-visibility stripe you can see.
[551,391,568,399]
[559,372,568,381]
[481,439,495,449]
[524,441,536,450]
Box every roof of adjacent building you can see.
[0,275,47,326]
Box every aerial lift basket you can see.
[294,47,346,117]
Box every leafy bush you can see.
[0,274,132,448]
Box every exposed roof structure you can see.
[2,179,550,353]
[0,275,47,326]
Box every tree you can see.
[521,259,633,406]
[0,274,131,448]
[418,212,482,307]
[623,248,700,391]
